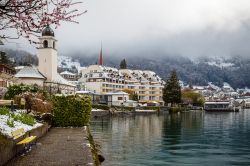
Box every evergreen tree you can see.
[131,93,139,101]
[0,51,9,64]
[163,70,181,106]
[120,59,127,69]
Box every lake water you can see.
[90,110,250,166]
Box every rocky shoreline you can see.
[91,108,162,118]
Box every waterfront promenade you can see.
[6,128,94,166]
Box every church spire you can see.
[99,42,103,65]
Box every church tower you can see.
[38,25,57,82]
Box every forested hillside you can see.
[3,49,250,89]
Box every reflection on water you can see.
[90,110,250,166]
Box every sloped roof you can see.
[60,71,76,76]
[15,66,45,79]
[49,73,75,87]
[105,91,128,95]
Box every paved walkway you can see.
[7,128,94,166]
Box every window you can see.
[43,40,48,48]
[53,41,55,49]
[118,97,123,100]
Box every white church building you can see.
[15,25,75,94]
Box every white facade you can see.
[38,36,58,82]
[106,92,129,106]
[15,26,75,94]
[79,65,164,105]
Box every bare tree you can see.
[0,0,86,43]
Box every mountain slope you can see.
[3,48,250,89]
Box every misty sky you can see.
[3,0,250,58]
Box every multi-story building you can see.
[79,65,164,105]
[60,71,78,81]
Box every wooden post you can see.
[11,100,14,112]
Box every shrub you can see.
[92,104,110,110]
[52,95,92,127]
[6,118,14,127]
[181,90,205,106]
[9,112,35,126]
[4,84,39,100]
[18,114,36,126]
[0,107,10,115]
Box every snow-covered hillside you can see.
[206,61,234,68]
[58,56,86,73]
[193,56,235,68]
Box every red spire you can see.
[99,42,103,65]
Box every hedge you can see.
[52,95,92,127]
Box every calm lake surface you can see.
[90,110,250,166]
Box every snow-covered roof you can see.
[223,82,234,90]
[193,86,206,90]
[205,101,230,104]
[125,100,138,103]
[14,66,25,70]
[208,82,221,91]
[105,91,128,95]
[50,73,75,87]
[15,66,45,79]
[60,71,76,76]
[76,91,95,94]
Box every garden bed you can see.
[0,108,42,138]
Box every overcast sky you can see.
[4,0,250,58]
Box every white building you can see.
[60,71,78,81]
[105,91,129,106]
[15,26,75,94]
[79,65,164,105]
[15,66,45,87]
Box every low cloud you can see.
[3,0,250,58]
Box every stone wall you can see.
[91,110,110,118]
[0,123,49,166]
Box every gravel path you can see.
[6,128,94,166]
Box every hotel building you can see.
[79,65,165,105]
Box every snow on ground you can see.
[0,114,42,138]
[92,109,106,112]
